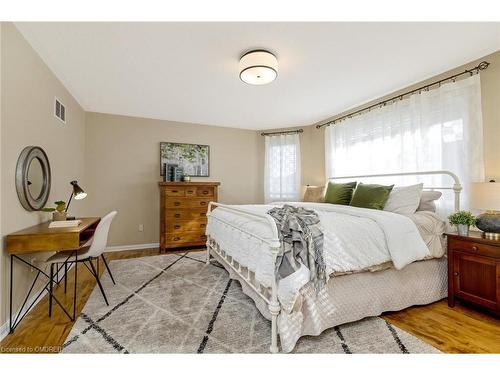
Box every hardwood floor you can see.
[0,248,498,353]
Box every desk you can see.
[5,217,100,333]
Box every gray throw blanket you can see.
[267,204,327,293]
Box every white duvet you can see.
[206,202,441,310]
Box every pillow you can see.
[417,191,442,212]
[303,185,325,203]
[383,183,424,215]
[350,183,394,210]
[324,181,357,205]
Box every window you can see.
[325,75,484,214]
[264,133,301,203]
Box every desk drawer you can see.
[449,238,500,258]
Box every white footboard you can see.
[206,202,282,353]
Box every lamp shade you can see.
[239,50,278,85]
[70,180,87,200]
[470,182,500,211]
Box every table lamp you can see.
[65,180,87,213]
[470,181,500,239]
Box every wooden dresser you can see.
[447,232,500,316]
[159,181,220,250]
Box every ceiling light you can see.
[239,50,278,85]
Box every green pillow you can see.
[350,183,394,210]
[324,181,357,205]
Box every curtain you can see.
[264,133,301,203]
[325,75,484,214]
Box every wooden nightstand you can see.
[446,231,500,316]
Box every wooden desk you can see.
[5,217,100,254]
[5,217,100,334]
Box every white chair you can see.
[46,211,117,316]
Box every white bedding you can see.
[206,202,445,310]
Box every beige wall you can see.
[83,112,263,246]
[0,23,86,327]
[265,50,500,187]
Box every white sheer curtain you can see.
[325,75,484,213]
[264,133,301,203]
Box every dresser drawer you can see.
[165,210,207,221]
[196,186,215,198]
[166,232,207,245]
[165,199,189,209]
[188,199,211,209]
[166,219,207,233]
[448,238,500,258]
[163,187,185,197]
[185,187,197,197]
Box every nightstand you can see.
[446,231,500,316]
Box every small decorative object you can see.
[470,181,500,239]
[162,163,168,182]
[41,200,67,221]
[448,211,476,237]
[166,163,177,182]
[182,174,191,182]
[160,142,209,177]
[174,167,184,182]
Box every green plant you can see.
[448,211,476,226]
[41,200,66,213]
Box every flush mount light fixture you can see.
[239,50,278,85]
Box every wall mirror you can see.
[16,146,51,211]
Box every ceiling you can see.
[15,22,500,130]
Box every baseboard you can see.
[104,242,160,253]
[0,285,49,342]
[0,265,72,342]
[0,244,157,341]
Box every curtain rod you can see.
[316,61,490,129]
[261,129,304,136]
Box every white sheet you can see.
[206,202,434,309]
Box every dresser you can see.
[447,232,500,316]
[159,181,220,250]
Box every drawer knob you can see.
[174,214,180,218]
[174,202,181,206]
[203,191,209,195]
[471,246,478,251]
[172,190,178,193]
[174,237,180,241]
[188,190,194,194]
[453,272,459,276]
[200,202,206,206]
[174,225,181,229]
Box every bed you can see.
[205,171,462,353]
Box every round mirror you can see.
[16,146,51,211]
[27,157,44,200]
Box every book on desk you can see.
[48,220,82,228]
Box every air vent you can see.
[54,97,66,123]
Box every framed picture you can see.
[160,142,210,177]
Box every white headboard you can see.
[328,170,462,212]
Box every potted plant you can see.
[448,211,476,236]
[41,200,67,221]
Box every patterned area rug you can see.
[62,251,440,353]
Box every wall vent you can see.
[54,97,66,123]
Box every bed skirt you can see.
[211,249,447,353]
